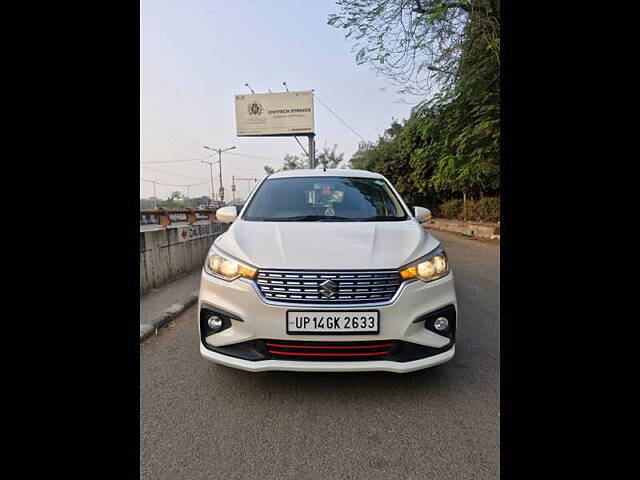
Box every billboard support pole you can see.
[308,133,315,169]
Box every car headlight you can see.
[204,247,257,281]
[399,245,450,283]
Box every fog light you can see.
[207,315,223,331]
[433,317,449,332]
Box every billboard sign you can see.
[235,90,314,137]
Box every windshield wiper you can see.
[369,215,404,221]
[253,215,404,222]
[277,215,353,221]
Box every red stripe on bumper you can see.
[267,350,389,357]
[264,342,392,350]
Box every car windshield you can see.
[242,176,408,222]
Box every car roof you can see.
[268,168,383,179]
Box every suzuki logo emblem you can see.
[319,279,338,299]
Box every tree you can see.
[332,0,499,206]
[329,1,498,97]
[264,154,303,174]
[317,144,345,169]
[139,198,157,210]
[328,1,499,96]
[282,154,305,170]
[348,141,375,170]
[189,195,212,206]
[139,194,213,210]
[264,147,346,173]
[155,191,184,209]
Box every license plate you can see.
[286,311,379,334]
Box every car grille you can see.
[255,269,402,304]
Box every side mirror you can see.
[216,206,238,223]
[414,206,432,223]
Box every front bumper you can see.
[200,342,455,373]
[198,270,457,373]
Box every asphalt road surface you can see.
[140,230,500,479]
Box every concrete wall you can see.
[140,222,229,296]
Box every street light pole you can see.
[203,145,236,204]
[201,157,216,204]
[232,175,236,203]
[152,180,157,208]
[236,177,259,201]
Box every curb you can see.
[140,290,199,343]
[424,220,500,243]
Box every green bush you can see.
[463,199,477,220]
[474,197,500,223]
[437,196,499,222]
[438,199,462,219]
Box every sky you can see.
[140,0,417,201]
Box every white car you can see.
[198,169,457,373]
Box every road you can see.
[140,230,500,479]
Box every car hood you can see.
[214,219,440,270]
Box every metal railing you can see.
[139,208,217,227]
